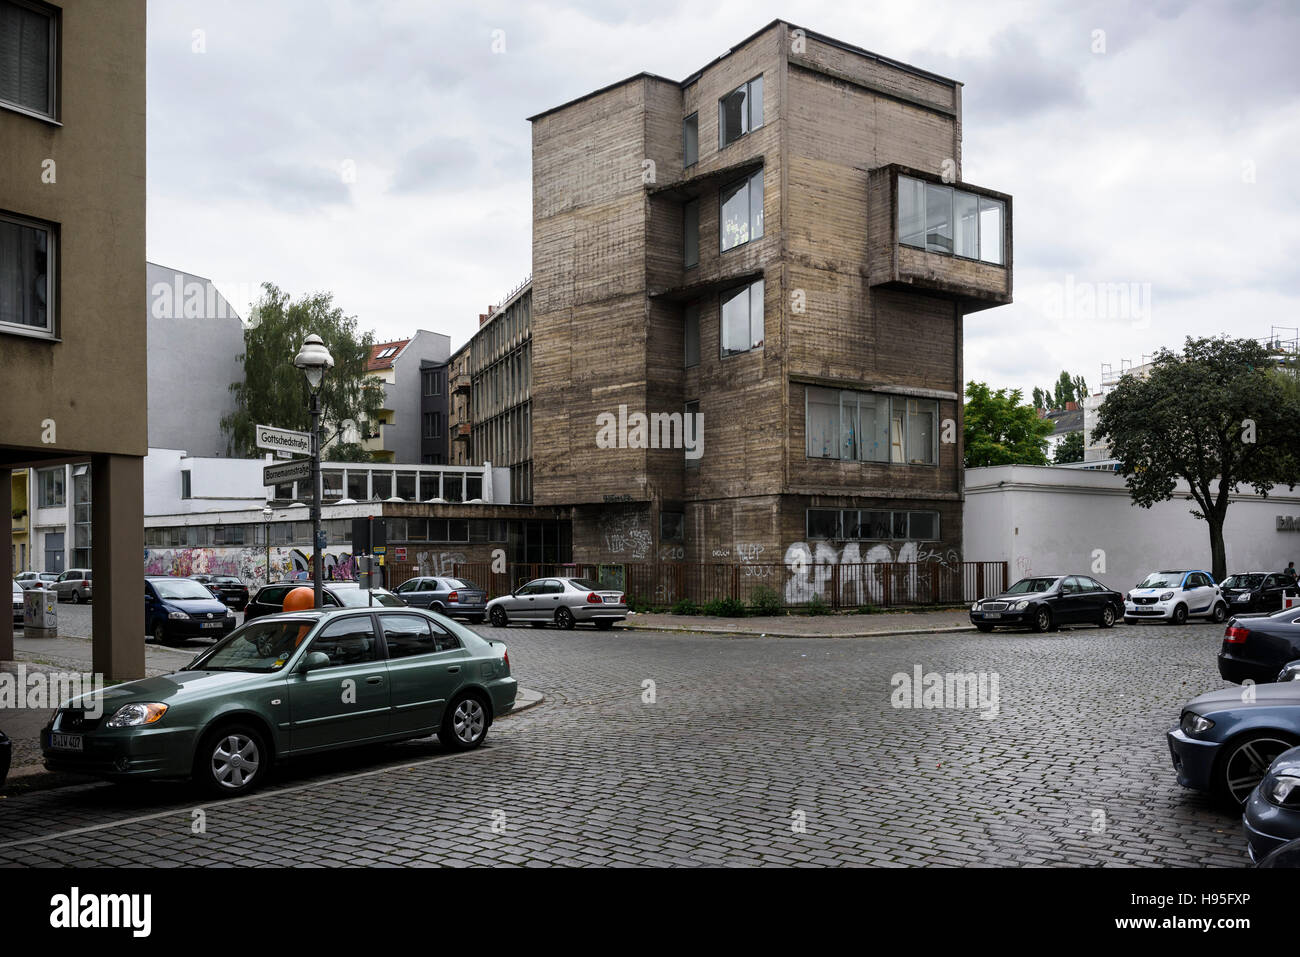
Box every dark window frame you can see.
[0,0,59,122]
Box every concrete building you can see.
[0,0,148,679]
[146,262,244,457]
[470,281,533,504]
[448,342,472,466]
[362,331,451,463]
[965,465,1300,593]
[526,21,1011,579]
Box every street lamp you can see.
[293,333,334,608]
[262,505,273,585]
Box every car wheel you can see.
[151,622,168,645]
[440,693,489,751]
[556,607,576,630]
[1171,603,1188,625]
[196,724,268,797]
[1032,607,1052,632]
[975,624,995,633]
[431,603,445,615]
[1099,605,1116,628]
[489,606,508,628]
[1211,602,1228,624]
[1214,732,1298,807]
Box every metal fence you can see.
[435,560,1008,611]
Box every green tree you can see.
[1053,430,1084,464]
[963,382,1054,468]
[1032,386,1046,410]
[221,283,384,459]
[1093,336,1300,581]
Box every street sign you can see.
[394,547,406,561]
[255,424,312,456]
[373,546,387,556]
[262,458,311,487]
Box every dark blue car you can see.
[1167,682,1300,806]
[1243,745,1300,862]
[145,575,236,646]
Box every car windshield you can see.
[186,619,316,672]
[445,578,478,590]
[154,579,219,601]
[1005,578,1059,594]
[1222,574,1265,589]
[330,587,403,607]
[1138,572,1183,588]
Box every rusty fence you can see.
[438,561,1008,611]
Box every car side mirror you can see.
[300,651,331,673]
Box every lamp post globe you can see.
[293,334,333,608]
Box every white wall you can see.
[964,465,1300,592]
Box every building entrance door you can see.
[44,532,64,573]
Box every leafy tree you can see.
[1053,430,1084,464]
[963,382,1054,468]
[1072,373,1088,402]
[221,283,383,459]
[1032,386,1046,411]
[1093,336,1300,581]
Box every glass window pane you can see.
[684,303,700,367]
[749,75,763,130]
[861,511,890,540]
[892,512,909,540]
[910,512,938,541]
[840,392,859,461]
[749,170,764,241]
[684,198,699,267]
[720,176,750,251]
[859,393,889,462]
[953,191,979,259]
[806,387,840,458]
[0,217,51,330]
[749,280,764,349]
[899,176,925,248]
[719,85,748,147]
[683,113,698,166]
[347,472,367,500]
[0,3,51,115]
[721,284,750,356]
[925,184,953,254]
[806,509,839,539]
[979,197,1005,265]
[372,472,392,499]
[890,398,905,463]
[907,400,936,465]
[395,472,417,501]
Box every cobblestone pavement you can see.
[0,618,1253,866]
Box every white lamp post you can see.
[293,334,334,608]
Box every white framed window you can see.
[898,175,1005,266]
[36,465,63,507]
[719,75,762,149]
[0,0,57,121]
[0,210,56,337]
[719,169,763,252]
[720,279,764,357]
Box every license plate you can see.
[50,733,83,752]
[985,612,1001,619]
[201,621,223,629]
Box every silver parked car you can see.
[11,581,23,626]
[486,577,626,630]
[14,571,57,591]
[393,576,487,622]
[53,568,93,603]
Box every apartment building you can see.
[0,0,147,678]
[470,281,533,504]
[361,330,451,463]
[526,21,1012,568]
[448,341,472,466]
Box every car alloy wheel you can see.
[1211,602,1228,624]
[202,727,265,795]
[490,606,508,628]
[1172,604,1188,625]
[1219,734,1297,806]
[556,607,576,630]
[441,694,489,751]
[1100,605,1116,628]
[152,622,167,645]
[1033,607,1052,632]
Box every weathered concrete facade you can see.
[527,21,1012,577]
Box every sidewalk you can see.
[621,607,975,638]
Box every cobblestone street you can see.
[0,618,1250,866]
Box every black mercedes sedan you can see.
[1219,608,1300,684]
[970,575,1124,632]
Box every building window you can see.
[684,302,700,368]
[719,75,763,149]
[180,470,192,500]
[0,0,57,120]
[807,508,940,542]
[684,198,699,268]
[683,112,698,167]
[806,387,937,466]
[720,279,764,357]
[36,465,62,507]
[0,211,55,337]
[898,175,1005,266]
[422,370,441,395]
[660,511,684,544]
[423,412,441,438]
[719,169,763,252]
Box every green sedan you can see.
[41,606,517,796]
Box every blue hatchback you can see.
[146,575,236,646]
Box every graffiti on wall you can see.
[782,541,961,604]
[598,509,652,560]
[415,550,468,577]
[143,547,359,584]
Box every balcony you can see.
[454,422,472,438]
[452,374,471,394]
[866,164,1012,313]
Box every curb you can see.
[0,686,547,797]
[617,622,976,639]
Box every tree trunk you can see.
[1208,513,1227,583]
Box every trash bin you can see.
[0,731,10,788]
[23,588,57,639]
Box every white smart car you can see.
[1123,569,1227,625]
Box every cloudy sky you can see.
[146,0,1299,397]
